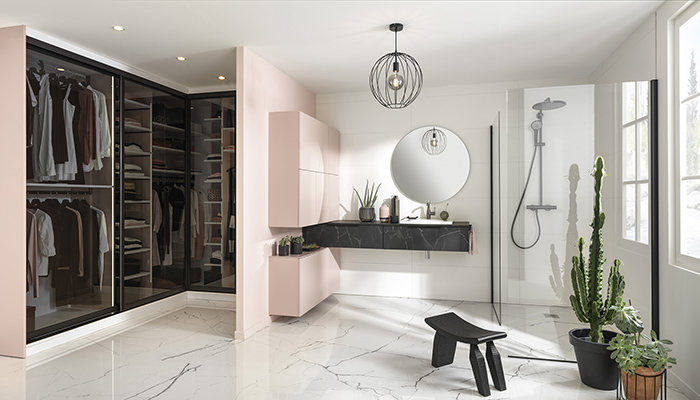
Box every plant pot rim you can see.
[569,328,618,354]
[623,366,666,377]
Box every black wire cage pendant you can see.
[369,23,423,109]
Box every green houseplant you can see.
[608,302,676,400]
[353,180,381,222]
[290,235,304,255]
[568,156,626,390]
[279,236,290,256]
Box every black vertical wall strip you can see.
[184,98,192,289]
[118,76,125,312]
[490,125,494,306]
[650,79,660,336]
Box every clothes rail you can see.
[27,189,92,196]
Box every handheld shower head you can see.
[532,97,567,111]
[531,120,543,131]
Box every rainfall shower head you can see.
[532,97,567,111]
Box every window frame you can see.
[675,1,700,273]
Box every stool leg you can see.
[486,341,506,391]
[469,344,491,397]
[431,332,457,367]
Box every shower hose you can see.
[510,143,541,249]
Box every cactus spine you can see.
[569,156,625,343]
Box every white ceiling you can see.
[0,1,663,94]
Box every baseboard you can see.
[669,370,700,400]
[26,291,236,365]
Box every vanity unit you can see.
[303,220,472,252]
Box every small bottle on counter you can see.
[379,204,390,222]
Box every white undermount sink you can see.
[401,219,453,225]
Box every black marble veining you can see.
[303,220,471,252]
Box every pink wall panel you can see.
[0,25,27,358]
[236,46,316,338]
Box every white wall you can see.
[506,85,595,306]
[317,79,587,302]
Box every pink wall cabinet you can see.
[268,248,340,317]
[269,111,339,228]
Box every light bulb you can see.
[431,137,438,147]
[388,71,404,91]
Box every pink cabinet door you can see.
[299,113,326,173]
[325,127,340,175]
[321,173,339,223]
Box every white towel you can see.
[469,229,478,255]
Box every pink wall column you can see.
[0,25,27,358]
[235,46,316,339]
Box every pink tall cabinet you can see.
[268,111,340,317]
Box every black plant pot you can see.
[278,245,289,256]
[359,207,375,222]
[291,242,303,255]
[569,328,619,390]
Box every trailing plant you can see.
[291,235,305,244]
[353,180,381,208]
[608,301,676,375]
[570,156,625,343]
[279,236,290,247]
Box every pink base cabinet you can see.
[269,248,339,317]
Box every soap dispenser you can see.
[390,195,400,223]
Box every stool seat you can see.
[425,312,507,345]
[425,312,507,397]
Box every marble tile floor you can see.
[0,295,689,399]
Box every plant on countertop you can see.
[608,301,676,375]
[570,156,625,343]
[291,235,304,244]
[353,180,382,208]
[302,242,319,250]
[279,236,290,247]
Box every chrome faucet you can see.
[426,202,436,219]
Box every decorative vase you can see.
[291,242,303,255]
[569,328,619,390]
[279,245,289,256]
[620,367,665,400]
[440,211,449,221]
[359,207,375,222]
[379,204,390,222]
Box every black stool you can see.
[425,312,507,397]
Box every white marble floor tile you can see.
[0,295,690,400]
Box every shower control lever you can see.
[426,202,436,219]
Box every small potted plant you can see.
[278,236,290,256]
[569,156,626,390]
[290,235,304,255]
[608,301,676,400]
[353,180,381,222]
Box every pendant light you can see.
[422,127,447,155]
[369,23,423,109]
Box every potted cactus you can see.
[353,180,381,222]
[568,156,626,390]
[290,235,304,255]
[278,236,290,256]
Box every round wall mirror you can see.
[390,126,470,203]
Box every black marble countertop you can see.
[324,219,472,227]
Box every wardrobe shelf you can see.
[223,127,235,131]
[123,151,151,157]
[152,169,202,176]
[125,200,150,204]
[123,175,149,180]
[26,183,113,189]
[202,117,223,122]
[204,159,222,163]
[205,221,221,225]
[153,145,186,154]
[203,201,222,205]
[122,124,150,134]
[203,138,222,142]
[122,248,150,256]
[204,243,222,246]
[204,263,221,267]
[124,271,150,280]
[223,149,235,154]
[124,224,150,230]
[118,99,150,111]
[152,122,185,134]
[204,180,222,184]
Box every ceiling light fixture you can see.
[422,127,447,155]
[177,56,186,61]
[56,67,65,72]
[369,23,423,109]
[112,25,125,32]
[218,75,226,80]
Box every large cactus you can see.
[569,156,625,343]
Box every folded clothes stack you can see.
[210,250,222,265]
[124,218,147,226]
[204,172,221,182]
[117,163,145,177]
[153,138,172,148]
[223,145,235,152]
[116,237,143,250]
[152,159,167,170]
[116,117,142,127]
[209,132,221,139]
[123,182,139,200]
[206,153,222,161]
[119,143,146,155]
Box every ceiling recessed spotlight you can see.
[112,25,125,32]
[218,75,226,80]
[56,67,65,72]
[177,56,186,61]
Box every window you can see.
[678,6,700,266]
[622,81,649,244]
